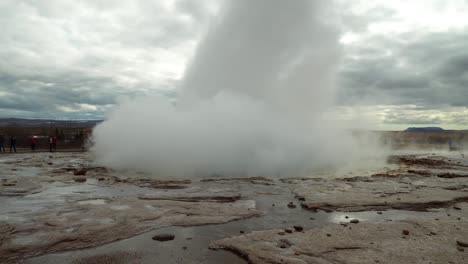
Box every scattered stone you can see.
[377,212,383,215]
[287,202,297,209]
[285,228,293,234]
[240,231,245,234]
[277,239,293,249]
[98,177,106,181]
[293,226,303,232]
[456,240,468,248]
[152,234,175,242]
[350,219,360,224]
[402,230,410,236]
[74,169,88,176]
[297,196,306,201]
[453,206,461,210]
[326,233,331,237]
[182,246,187,250]
[47,162,53,165]
[73,177,87,183]
[278,232,285,236]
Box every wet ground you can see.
[0,151,467,263]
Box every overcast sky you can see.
[1,0,468,130]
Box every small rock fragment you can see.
[350,219,360,224]
[74,177,87,183]
[152,234,175,242]
[456,240,468,248]
[287,202,297,209]
[74,169,88,176]
[402,230,410,236]
[453,206,461,210]
[285,228,293,234]
[293,226,303,232]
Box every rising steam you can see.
[92,0,382,177]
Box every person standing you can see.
[31,136,37,151]
[0,135,5,153]
[49,136,53,152]
[52,136,57,151]
[9,136,17,153]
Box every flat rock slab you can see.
[0,196,259,263]
[295,169,468,212]
[211,220,468,264]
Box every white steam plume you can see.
[92,0,380,177]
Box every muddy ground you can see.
[0,151,467,264]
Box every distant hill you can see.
[0,118,102,128]
[405,127,445,132]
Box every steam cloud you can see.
[92,0,381,177]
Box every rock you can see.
[277,232,285,236]
[285,228,293,234]
[98,177,106,181]
[74,177,87,183]
[402,230,410,236]
[47,162,53,165]
[277,239,293,249]
[350,219,360,224]
[377,212,383,215]
[453,206,462,210]
[287,203,297,209]
[210,221,468,264]
[240,231,245,234]
[456,240,468,247]
[152,234,175,242]
[293,226,303,232]
[74,169,88,176]
[296,196,306,201]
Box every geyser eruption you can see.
[92,0,375,177]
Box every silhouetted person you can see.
[0,135,5,153]
[52,136,57,151]
[9,136,17,153]
[31,136,37,151]
[49,136,53,152]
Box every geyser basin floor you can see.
[0,152,467,263]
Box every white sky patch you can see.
[328,105,468,131]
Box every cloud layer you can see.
[1,0,468,128]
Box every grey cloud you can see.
[0,0,204,119]
[339,31,468,108]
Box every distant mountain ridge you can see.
[405,127,445,132]
[0,118,102,128]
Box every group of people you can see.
[0,135,17,153]
[0,135,58,153]
[29,136,57,152]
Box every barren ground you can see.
[0,151,467,264]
